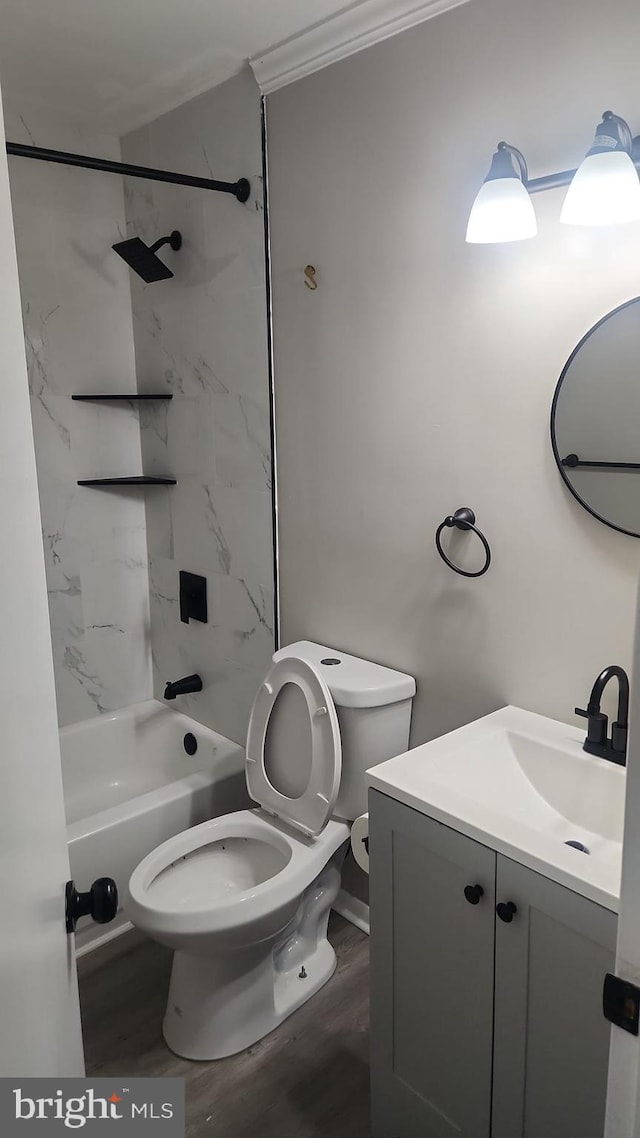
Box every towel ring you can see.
[435,507,491,578]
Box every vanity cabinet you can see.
[369,790,617,1138]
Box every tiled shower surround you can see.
[8,68,275,742]
[6,107,152,727]
[122,69,275,743]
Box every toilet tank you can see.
[273,641,415,821]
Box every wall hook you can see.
[304,265,318,290]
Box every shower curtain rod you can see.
[5,141,251,202]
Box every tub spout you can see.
[164,674,203,700]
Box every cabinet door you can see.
[492,856,616,1138]
[369,790,496,1138]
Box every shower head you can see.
[112,229,182,282]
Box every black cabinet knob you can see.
[66,878,118,934]
[496,901,517,923]
[464,884,484,905]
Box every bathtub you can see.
[61,700,249,955]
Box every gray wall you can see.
[123,69,274,744]
[267,0,640,749]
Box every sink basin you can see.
[507,731,624,842]
[366,706,625,911]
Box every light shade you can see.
[560,150,640,226]
[466,177,538,243]
[466,142,537,244]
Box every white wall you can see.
[267,0,640,748]
[4,105,152,726]
[122,69,274,744]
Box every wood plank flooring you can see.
[78,914,370,1138]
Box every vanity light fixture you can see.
[560,111,640,226]
[465,142,537,243]
[467,111,640,242]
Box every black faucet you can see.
[164,674,203,700]
[575,665,629,766]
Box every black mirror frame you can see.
[550,295,640,540]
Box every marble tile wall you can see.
[122,68,275,744]
[4,105,153,726]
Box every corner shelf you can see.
[72,393,173,401]
[77,476,177,487]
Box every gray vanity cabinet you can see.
[369,790,496,1138]
[492,855,616,1138]
[369,789,617,1138]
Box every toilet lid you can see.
[246,657,342,837]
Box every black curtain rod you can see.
[5,141,250,203]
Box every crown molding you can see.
[250,0,473,95]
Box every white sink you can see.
[366,706,625,911]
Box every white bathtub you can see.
[61,700,249,954]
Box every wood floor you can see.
[78,914,370,1138]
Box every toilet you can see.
[126,641,415,1060]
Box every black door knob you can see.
[66,878,118,934]
[464,884,484,905]
[496,901,517,923]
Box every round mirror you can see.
[551,297,640,538]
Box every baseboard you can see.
[334,888,370,936]
[75,917,134,959]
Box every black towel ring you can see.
[435,507,491,578]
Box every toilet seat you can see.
[126,809,350,941]
[246,657,342,837]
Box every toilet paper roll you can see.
[351,813,369,874]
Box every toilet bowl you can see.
[128,810,349,1059]
[126,641,415,1060]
